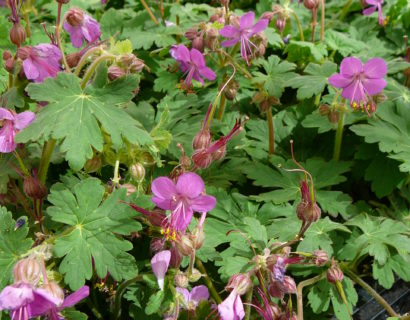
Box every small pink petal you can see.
[170,204,193,231]
[363,6,377,15]
[340,57,363,77]
[190,285,209,306]
[0,108,14,121]
[328,74,353,88]
[219,25,239,38]
[14,111,35,130]
[176,172,204,198]
[151,177,177,201]
[198,67,216,81]
[250,19,269,36]
[240,12,255,30]
[363,78,386,95]
[176,45,191,63]
[23,59,40,80]
[60,286,89,309]
[151,250,171,290]
[0,283,34,310]
[221,38,241,47]
[190,48,206,68]
[364,57,387,78]
[191,195,216,213]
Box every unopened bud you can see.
[17,47,31,60]
[41,281,65,305]
[23,176,47,200]
[297,201,321,223]
[121,183,137,196]
[270,304,281,319]
[56,0,70,3]
[374,93,387,104]
[312,250,328,266]
[276,18,286,32]
[190,227,205,250]
[256,43,266,57]
[303,0,320,10]
[193,129,211,150]
[10,23,26,47]
[2,50,12,61]
[327,262,344,284]
[261,11,275,22]
[13,258,41,285]
[319,104,330,116]
[206,27,218,38]
[226,273,251,295]
[108,66,125,81]
[84,155,102,173]
[66,8,84,27]
[192,149,213,169]
[223,80,239,101]
[176,234,194,256]
[150,238,165,254]
[174,271,189,288]
[282,276,296,293]
[188,268,202,283]
[5,58,15,73]
[328,110,339,124]
[130,163,145,182]
[66,52,81,68]
[209,14,221,23]
[184,28,198,41]
[192,36,204,52]
[212,145,226,161]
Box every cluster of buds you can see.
[252,91,280,113]
[184,27,205,52]
[319,104,340,124]
[108,53,145,81]
[209,8,225,24]
[2,50,15,74]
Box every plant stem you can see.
[195,257,222,304]
[339,0,353,22]
[8,74,13,89]
[55,2,71,73]
[320,0,325,41]
[74,46,103,76]
[333,112,345,161]
[113,275,143,319]
[23,13,31,38]
[297,273,326,320]
[80,55,115,89]
[311,9,318,42]
[292,12,305,41]
[344,269,399,317]
[267,107,275,155]
[216,93,227,120]
[140,0,159,25]
[86,300,103,320]
[244,285,253,320]
[13,150,30,176]
[38,139,56,184]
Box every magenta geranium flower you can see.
[151,250,171,290]
[64,8,101,48]
[151,172,216,231]
[218,290,245,320]
[219,12,268,65]
[0,108,35,153]
[363,0,385,26]
[328,57,387,108]
[170,44,216,88]
[176,285,209,311]
[18,44,62,83]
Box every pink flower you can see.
[64,9,101,48]
[363,0,385,26]
[151,250,171,290]
[219,12,268,65]
[151,172,216,231]
[328,57,387,108]
[170,44,216,87]
[176,285,209,310]
[0,108,35,153]
[218,290,245,320]
[18,44,62,83]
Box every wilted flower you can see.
[363,0,385,26]
[18,44,62,83]
[176,285,209,311]
[219,12,269,65]
[0,108,35,153]
[64,8,101,48]
[151,172,216,231]
[328,57,387,112]
[170,44,216,88]
[218,290,245,320]
[151,250,171,290]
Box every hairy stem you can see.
[320,0,325,41]
[38,139,56,184]
[56,2,71,72]
[297,273,326,320]
[292,12,305,42]
[195,257,222,304]
[13,150,30,176]
[339,0,353,22]
[311,9,318,42]
[344,269,399,317]
[23,12,31,38]
[216,93,227,120]
[140,0,159,25]
[267,107,275,155]
[333,112,345,161]
[113,275,143,319]
[80,55,115,89]
[244,285,253,320]
[75,46,103,76]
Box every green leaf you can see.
[330,277,358,320]
[0,208,33,289]
[16,73,152,170]
[243,217,268,247]
[308,279,331,313]
[287,61,337,100]
[285,41,327,62]
[324,30,368,56]
[145,290,165,315]
[47,178,140,290]
[252,55,297,98]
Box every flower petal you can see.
[14,111,35,130]
[190,48,205,68]
[23,58,40,80]
[151,250,171,290]
[198,67,216,81]
[363,78,386,95]
[250,19,269,36]
[29,288,62,317]
[240,11,255,30]
[340,57,363,77]
[176,45,191,63]
[364,57,387,78]
[328,74,353,89]
[219,26,239,38]
[0,123,17,153]
[0,283,34,310]
[191,195,216,213]
[170,203,193,231]
[0,108,14,121]
[221,38,241,47]
[363,5,377,15]
[151,177,176,201]
[190,285,209,306]
[176,287,190,305]
[60,286,89,309]
[234,294,245,320]
[342,80,366,103]
[366,0,381,5]
[176,172,204,198]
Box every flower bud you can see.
[319,104,330,116]
[206,27,218,39]
[312,250,328,266]
[170,243,182,268]
[192,149,213,169]
[268,280,283,298]
[328,110,339,124]
[188,268,202,283]
[282,276,296,293]
[176,234,194,256]
[5,58,15,73]
[108,66,125,81]
[224,80,239,101]
[190,227,205,250]
[327,262,343,284]
[174,271,189,288]
[41,281,65,305]
[2,50,12,61]
[209,14,221,23]
[270,303,281,319]
[297,201,321,223]
[193,129,211,150]
[303,0,320,10]
[23,176,48,200]
[56,0,70,3]
[130,163,145,182]
[184,28,198,41]
[212,145,226,161]
[10,23,26,47]
[192,36,204,52]
[121,183,137,196]
[261,11,275,22]
[226,273,251,295]
[84,155,102,173]
[150,238,165,254]
[66,52,81,68]
[276,18,286,32]
[66,8,84,27]
[17,46,31,60]
[13,258,41,285]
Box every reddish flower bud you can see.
[10,23,26,47]
[170,243,182,268]
[2,50,12,61]
[319,104,330,116]
[327,262,344,284]
[66,51,81,68]
[130,163,145,182]
[296,181,321,223]
[224,80,239,101]
[303,0,320,10]
[312,250,328,266]
[184,28,199,41]
[108,66,125,81]
[150,238,165,254]
[13,258,41,285]
[206,27,218,38]
[174,271,189,288]
[328,110,340,124]
[192,149,213,169]
[66,8,85,26]
[212,145,226,161]
[56,0,70,3]
[192,36,204,52]
[261,11,275,22]
[17,46,31,60]
[226,273,252,295]
[5,58,15,73]
[176,234,194,256]
[282,276,297,294]
[23,176,47,200]
[276,18,286,32]
[193,129,211,150]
